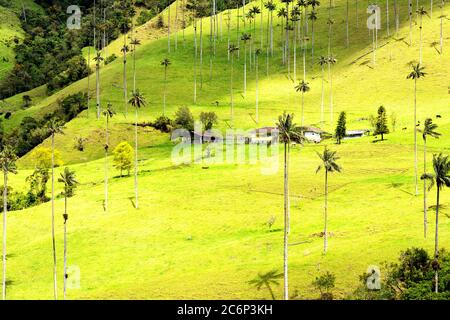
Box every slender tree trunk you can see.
[285,3,290,75]
[51,134,57,300]
[164,66,167,115]
[175,0,178,50]
[414,79,418,196]
[134,107,139,209]
[356,0,359,28]
[96,61,100,119]
[329,62,333,124]
[63,194,67,300]
[435,187,440,293]
[168,4,171,53]
[194,19,198,104]
[270,12,274,56]
[123,32,128,118]
[230,52,234,122]
[283,142,290,301]
[311,20,315,62]
[260,0,264,49]
[227,10,231,61]
[409,0,413,45]
[255,53,259,124]
[104,116,109,213]
[293,20,297,81]
[386,0,390,37]
[200,19,203,89]
[440,0,444,54]
[423,138,427,238]
[324,170,328,254]
[321,65,325,123]
[2,172,7,300]
[301,91,305,126]
[244,41,247,96]
[266,282,276,300]
[419,15,423,64]
[346,0,349,47]
[87,46,91,118]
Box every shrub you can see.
[113,142,133,177]
[200,112,218,131]
[104,54,118,65]
[312,271,336,300]
[151,116,173,133]
[174,107,194,132]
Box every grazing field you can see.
[1,0,450,299]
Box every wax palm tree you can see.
[327,55,337,124]
[121,44,129,117]
[291,6,300,81]
[130,38,141,92]
[0,145,17,300]
[407,64,426,196]
[168,0,171,53]
[417,119,440,239]
[102,103,115,213]
[93,51,104,119]
[128,90,147,209]
[422,153,450,293]
[249,269,283,300]
[308,10,318,62]
[277,112,303,300]
[277,8,287,60]
[295,80,310,126]
[316,147,342,254]
[417,6,427,64]
[318,56,327,123]
[265,1,277,75]
[281,0,293,68]
[255,48,261,124]
[161,58,171,116]
[58,167,79,300]
[47,118,65,300]
[241,33,252,96]
[229,44,239,123]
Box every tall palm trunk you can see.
[123,33,128,118]
[134,107,139,209]
[230,52,234,122]
[435,187,440,293]
[168,4,171,53]
[346,0,349,47]
[260,0,264,49]
[255,52,259,124]
[104,116,109,213]
[96,59,101,119]
[244,41,247,96]
[51,133,57,300]
[440,1,444,54]
[200,19,203,89]
[2,171,7,300]
[311,19,315,62]
[283,142,290,301]
[63,194,67,299]
[386,0,390,37]
[163,66,168,115]
[414,78,418,196]
[227,10,231,61]
[409,0,413,45]
[329,62,333,124]
[324,169,329,253]
[270,11,274,56]
[87,45,91,118]
[293,20,297,81]
[321,64,325,123]
[285,3,290,74]
[175,0,178,50]
[194,19,198,104]
[423,137,427,238]
[419,14,423,64]
[301,91,305,126]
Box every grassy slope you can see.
[2,0,450,299]
[0,6,22,81]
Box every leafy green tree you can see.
[113,142,134,177]
[249,270,283,300]
[335,111,346,144]
[316,147,342,254]
[199,112,218,131]
[22,95,32,109]
[407,64,426,196]
[128,90,147,209]
[374,106,389,141]
[58,167,79,300]
[312,271,336,300]
[419,119,440,239]
[0,145,17,300]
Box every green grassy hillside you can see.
[1,0,450,299]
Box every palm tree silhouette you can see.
[318,56,327,123]
[277,112,303,300]
[46,118,65,300]
[58,167,79,300]
[228,44,239,123]
[241,33,251,96]
[161,58,172,116]
[249,270,283,300]
[0,145,17,300]
[316,147,342,254]
[407,64,426,196]
[128,90,147,209]
[419,119,440,239]
[103,103,115,213]
[295,80,310,126]
[93,51,104,119]
[417,6,428,64]
[422,153,450,293]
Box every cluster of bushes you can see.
[5,92,86,157]
[352,247,450,300]
[146,107,218,134]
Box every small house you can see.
[345,129,370,139]
[299,127,328,144]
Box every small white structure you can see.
[345,129,370,139]
[300,127,327,144]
